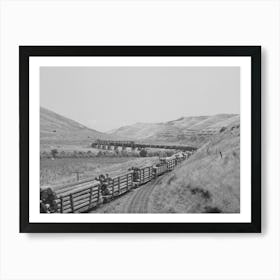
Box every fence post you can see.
[126,174,129,191]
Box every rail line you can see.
[40,151,194,213]
[125,176,164,213]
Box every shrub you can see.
[204,206,222,213]
[139,149,148,157]
[51,149,58,158]
[166,150,175,157]
[97,151,103,157]
[190,187,211,200]
[87,150,93,158]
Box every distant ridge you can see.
[41,107,240,149]
[108,114,240,146]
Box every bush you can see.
[166,150,175,157]
[96,151,104,157]
[51,149,58,158]
[204,206,222,213]
[139,149,148,157]
[87,150,93,158]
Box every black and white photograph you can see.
[40,66,241,215]
[19,46,261,232]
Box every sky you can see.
[40,66,240,132]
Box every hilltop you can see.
[40,107,240,152]
[40,107,106,149]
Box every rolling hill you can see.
[41,107,240,151]
[108,114,240,147]
[149,123,240,213]
[40,107,106,149]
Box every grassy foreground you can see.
[149,125,240,213]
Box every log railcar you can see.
[105,172,133,199]
[53,173,135,213]
[55,182,100,213]
[160,157,177,171]
[175,156,185,164]
[153,163,168,177]
[132,166,154,187]
[40,151,191,213]
[167,158,176,170]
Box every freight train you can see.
[40,151,191,214]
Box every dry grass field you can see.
[40,156,159,187]
[149,125,240,213]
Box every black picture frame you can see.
[20,46,261,233]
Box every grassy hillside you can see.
[149,122,240,213]
[108,114,239,147]
[40,107,106,150]
[108,122,167,140]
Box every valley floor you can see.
[40,156,159,187]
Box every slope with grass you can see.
[91,121,240,214]
[108,114,239,147]
[41,107,107,149]
[149,123,240,213]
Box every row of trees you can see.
[40,148,175,159]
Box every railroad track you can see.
[41,152,188,213]
[125,176,163,213]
